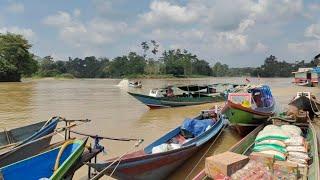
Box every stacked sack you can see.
[282,125,309,167]
[253,125,289,161]
[252,124,309,166]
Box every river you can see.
[0,77,319,179]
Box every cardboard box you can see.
[273,160,299,180]
[249,152,274,169]
[205,152,249,178]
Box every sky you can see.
[0,0,319,67]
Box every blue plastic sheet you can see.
[181,118,215,137]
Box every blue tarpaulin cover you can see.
[181,118,215,137]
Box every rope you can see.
[90,140,143,180]
[267,116,296,123]
[54,140,74,171]
[185,124,226,180]
[308,97,320,116]
[70,130,144,142]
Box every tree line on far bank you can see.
[0,33,319,82]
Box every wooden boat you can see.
[221,85,275,135]
[0,117,59,151]
[128,85,224,109]
[297,81,312,87]
[129,81,142,88]
[88,111,226,179]
[289,92,320,118]
[0,138,87,180]
[193,121,319,179]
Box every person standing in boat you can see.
[167,87,174,97]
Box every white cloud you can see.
[73,9,81,17]
[305,24,320,39]
[288,40,320,54]
[43,11,129,48]
[0,27,35,40]
[6,2,24,13]
[43,11,72,26]
[254,42,268,53]
[139,0,199,25]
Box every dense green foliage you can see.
[0,33,38,81]
[0,33,319,81]
[211,55,319,77]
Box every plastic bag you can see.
[281,125,302,137]
[152,144,170,153]
[258,150,286,161]
[255,130,289,142]
[288,152,310,160]
[287,157,307,165]
[284,136,304,146]
[286,145,307,153]
[253,144,287,153]
[231,160,272,180]
[256,139,286,148]
[263,125,281,132]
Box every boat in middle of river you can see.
[222,84,276,135]
[128,84,225,109]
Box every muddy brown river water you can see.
[0,78,319,179]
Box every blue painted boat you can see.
[88,111,225,179]
[0,117,59,167]
[0,138,87,180]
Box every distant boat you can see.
[0,138,87,179]
[88,110,225,179]
[128,81,142,88]
[292,67,320,87]
[128,85,225,109]
[221,85,275,135]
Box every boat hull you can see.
[289,95,320,118]
[128,92,223,109]
[222,100,275,134]
[0,117,59,167]
[0,138,87,180]
[90,146,198,180]
[89,116,225,179]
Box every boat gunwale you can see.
[222,100,275,117]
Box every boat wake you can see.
[116,79,129,89]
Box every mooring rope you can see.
[185,124,226,180]
[70,130,144,142]
[90,140,143,180]
[308,97,320,116]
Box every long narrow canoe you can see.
[0,138,87,180]
[0,117,59,166]
[193,122,319,180]
[128,92,224,109]
[0,117,60,149]
[222,85,275,135]
[88,112,225,179]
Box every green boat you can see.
[193,121,320,180]
[0,138,87,180]
[128,85,225,109]
[221,85,275,135]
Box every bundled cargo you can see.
[253,125,288,160]
[230,160,272,180]
[255,126,289,142]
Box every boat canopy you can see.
[177,85,209,92]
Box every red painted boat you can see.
[88,112,225,179]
